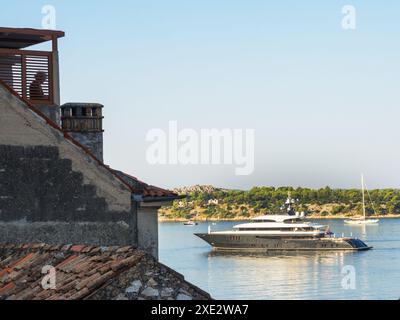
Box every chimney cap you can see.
[61,103,104,109]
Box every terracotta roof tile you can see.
[89,247,102,254]
[0,282,15,296]
[12,286,41,300]
[68,287,90,300]
[75,272,101,290]
[113,170,180,200]
[10,253,37,269]
[61,245,72,251]
[86,271,114,290]
[61,256,93,273]
[0,268,11,280]
[0,243,144,300]
[57,278,79,293]
[49,245,63,251]
[81,246,95,253]
[97,263,112,275]
[116,246,133,254]
[72,261,94,274]
[70,245,86,253]
[55,254,79,269]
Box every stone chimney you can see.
[60,103,104,162]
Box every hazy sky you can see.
[2,1,400,189]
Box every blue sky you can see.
[2,1,400,189]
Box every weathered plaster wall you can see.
[137,207,159,260]
[0,84,137,247]
[0,222,135,246]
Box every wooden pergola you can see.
[0,27,65,106]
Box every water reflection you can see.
[344,223,381,240]
[204,250,362,299]
[159,219,400,300]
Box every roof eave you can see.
[133,194,185,203]
[0,27,65,39]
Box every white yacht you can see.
[195,194,372,251]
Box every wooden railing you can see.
[0,49,53,105]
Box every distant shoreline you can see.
[159,214,400,222]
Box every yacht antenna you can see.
[285,191,296,216]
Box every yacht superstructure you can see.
[195,194,371,251]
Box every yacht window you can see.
[238,227,316,232]
[284,219,300,223]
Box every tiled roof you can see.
[0,243,211,300]
[113,171,181,200]
[0,243,144,300]
[143,185,177,198]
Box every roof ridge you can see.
[0,243,140,255]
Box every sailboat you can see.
[344,174,379,225]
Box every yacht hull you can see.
[195,233,372,251]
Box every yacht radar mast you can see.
[285,191,297,216]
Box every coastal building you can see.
[0,27,207,300]
[177,200,192,208]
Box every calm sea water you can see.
[159,219,400,300]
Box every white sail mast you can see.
[344,174,379,225]
[361,174,366,220]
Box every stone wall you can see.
[35,104,61,126]
[0,83,137,247]
[88,253,211,300]
[69,132,103,163]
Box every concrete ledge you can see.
[0,221,137,246]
